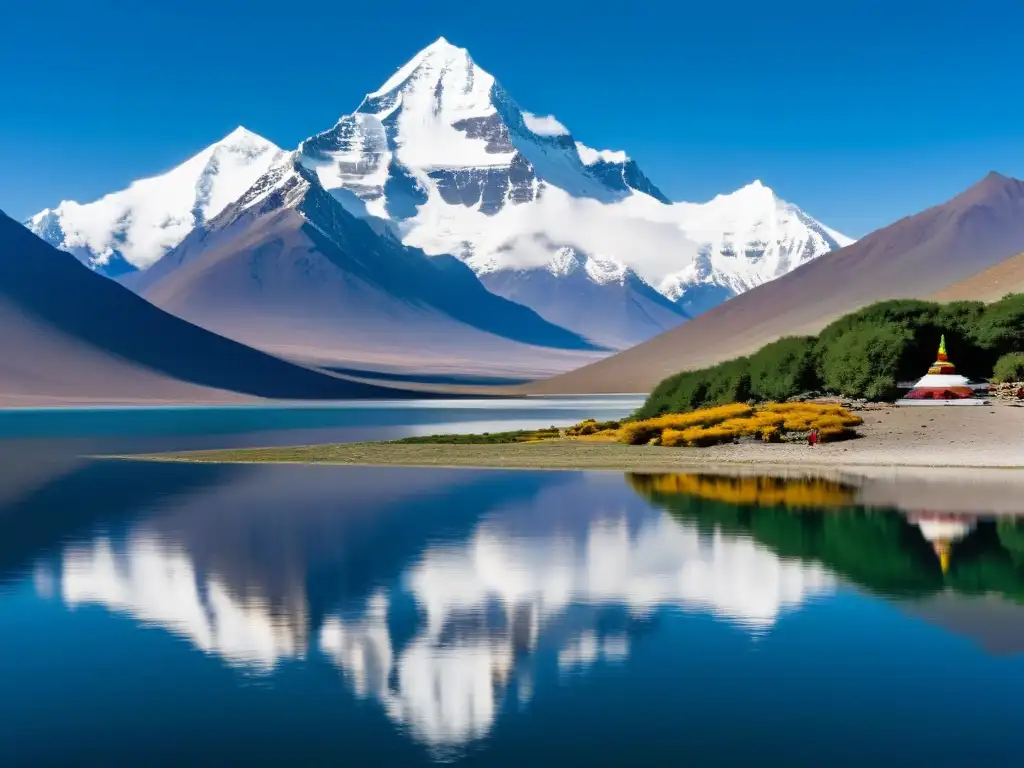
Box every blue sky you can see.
[2,0,1022,236]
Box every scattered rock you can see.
[990,382,1024,402]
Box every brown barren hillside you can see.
[524,172,1024,394]
[931,250,1024,302]
[0,211,415,406]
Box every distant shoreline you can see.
[0,392,647,411]
[112,405,1024,472]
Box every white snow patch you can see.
[522,112,569,136]
[27,127,285,269]
[576,142,630,166]
[358,37,511,170]
[365,36,461,99]
[548,246,582,276]
[583,255,630,285]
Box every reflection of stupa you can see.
[899,335,986,404]
[906,512,979,573]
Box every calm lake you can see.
[3,401,1024,765]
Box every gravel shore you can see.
[127,403,1024,470]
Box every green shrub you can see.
[993,353,1024,383]
[817,321,912,400]
[747,336,819,401]
[969,294,1024,362]
[636,293,1023,415]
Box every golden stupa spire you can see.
[934,540,951,574]
[927,334,956,375]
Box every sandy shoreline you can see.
[124,404,1024,469]
[114,405,1024,515]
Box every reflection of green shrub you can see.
[637,294,1023,415]
[631,475,1024,602]
[997,519,1024,563]
[639,489,944,596]
[993,353,1024,383]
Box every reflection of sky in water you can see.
[0,396,642,451]
[55,494,833,749]
[9,464,1024,765]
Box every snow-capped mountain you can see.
[657,181,855,316]
[130,150,603,376]
[297,37,852,341]
[25,37,852,354]
[25,127,286,276]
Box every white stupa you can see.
[897,335,989,405]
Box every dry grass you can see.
[614,402,863,448]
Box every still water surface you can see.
[3,401,1024,764]
[3,459,1024,765]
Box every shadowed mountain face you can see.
[0,211,413,405]
[131,160,605,376]
[527,172,1024,394]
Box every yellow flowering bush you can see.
[617,403,754,445]
[614,402,863,447]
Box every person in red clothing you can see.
[808,428,819,447]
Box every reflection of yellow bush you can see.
[616,402,863,447]
[627,472,857,508]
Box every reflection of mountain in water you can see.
[318,504,834,747]
[62,532,308,670]
[45,469,833,751]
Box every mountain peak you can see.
[26,128,285,273]
[737,179,775,197]
[220,125,260,141]
[223,125,256,141]
[362,36,481,108]
[951,170,1024,209]
[414,36,473,64]
[215,126,279,155]
[704,179,779,211]
[423,35,458,52]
